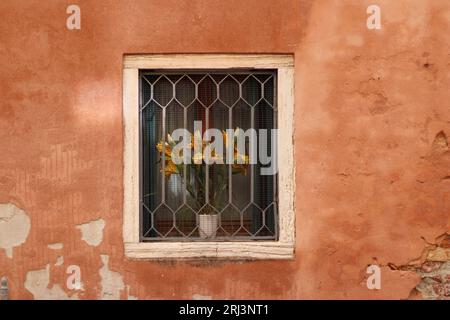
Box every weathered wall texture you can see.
[0,0,449,299]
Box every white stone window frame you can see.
[123,54,295,260]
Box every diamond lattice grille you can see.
[140,70,278,241]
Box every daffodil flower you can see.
[167,133,175,145]
[235,153,249,164]
[232,164,248,175]
[162,160,179,177]
[156,130,250,209]
[192,152,203,164]
[205,153,223,163]
[156,141,172,157]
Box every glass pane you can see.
[165,101,184,212]
[142,100,163,237]
[231,99,251,211]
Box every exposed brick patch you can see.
[389,233,450,300]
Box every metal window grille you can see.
[140,70,278,241]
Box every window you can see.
[141,70,277,241]
[123,55,295,259]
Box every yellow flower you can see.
[222,130,230,148]
[193,130,203,146]
[167,133,175,145]
[235,152,249,164]
[190,130,207,151]
[156,141,172,157]
[204,151,223,163]
[233,128,242,141]
[192,152,203,164]
[232,164,248,175]
[162,160,178,177]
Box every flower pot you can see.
[198,214,219,239]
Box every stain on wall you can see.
[0,0,448,299]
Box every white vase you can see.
[198,214,218,239]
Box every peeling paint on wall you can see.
[99,255,124,300]
[0,203,31,258]
[389,232,450,300]
[76,219,105,247]
[193,294,212,300]
[48,243,63,250]
[414,262,450,299]
[126,286,138,300]
[25,265,78,300]
[55,256,64,266]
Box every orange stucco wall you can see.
[0,0,449,299]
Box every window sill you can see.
[124,241,294,260]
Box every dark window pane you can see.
[140,71,278,241]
